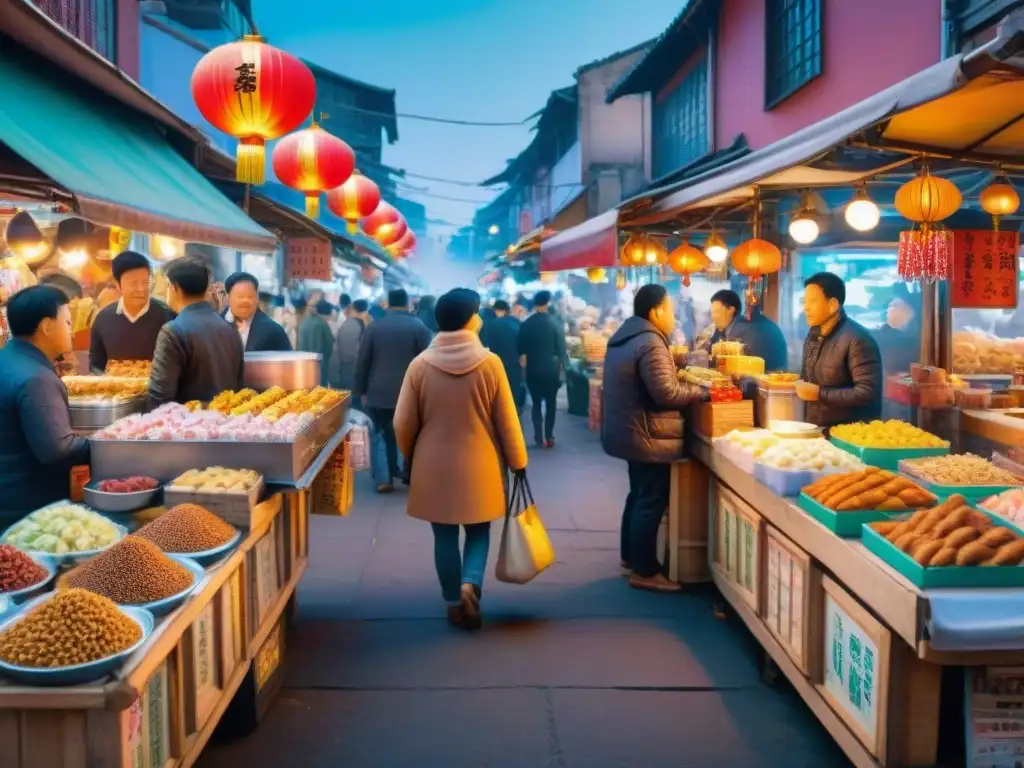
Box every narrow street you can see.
[198,411,847,768]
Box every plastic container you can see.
[829,437,949,471]
[796,493,894,537]
[861,522,1024,588]
[956,387,993,409]
[897,460,1023,501]
[754,463,852,497]
[885,377,954,409]
[0,597,153,686]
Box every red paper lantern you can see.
[361,201,400,240]
[326,172,381,234]
[388,229,416,258]
[272,124,354,219]
[375,216,407,247]
[191,35,316,184]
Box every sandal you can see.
[628,573,682,593]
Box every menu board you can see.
[764,529,809,670]
[966,667,1024,768]
[285,237,331,281]
[714,488,761,609]
[951,230,1020,309]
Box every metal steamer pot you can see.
[243,352,322,392]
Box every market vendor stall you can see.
[0,363,354,767]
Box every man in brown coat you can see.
[395,288,528,630]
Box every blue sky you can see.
[252,0,684,238]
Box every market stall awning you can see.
[0,44,277,252]
[624,12,1024,227]
[539,209,619,271]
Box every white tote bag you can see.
[495,474,556,584]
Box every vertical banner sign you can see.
[285,237,332,281]
[950,230,1020,309]
[824,594,879,745]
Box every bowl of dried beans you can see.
[0,545,56,603]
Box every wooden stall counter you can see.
[686,437,1024,768]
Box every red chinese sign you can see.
[285,237,331,281]
[950,229,1020,309]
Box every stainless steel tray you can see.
[244,351,322,392]
[90,394,349,484]
[69,397,146,430]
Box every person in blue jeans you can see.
[394,288,528,629]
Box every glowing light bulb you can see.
[789,215,819,245]
[845,195,880,232]
[705,233,728,263]
[59,248,88,270]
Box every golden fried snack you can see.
[898,488,938,508]
[966,511,996,532]
[979,527,1017,549]
[877,497,909,512]
[912,540,944,565]
[906,508,932,530]
[887,522,912,542]
[895,532,923,553]
[991,540,1024,566]
[915,496,968,536]
[871,521,900,537]
[879,477,912,495]
[956,542,995,566]
[807,473,852,498]
[837,488,890,511]
[943,526,981,550]
[929,547,958,566]
[933,507,972,539]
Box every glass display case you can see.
[951,255,1024,379]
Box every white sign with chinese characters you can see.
[823,593,880,744]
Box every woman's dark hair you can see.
[710,289,742,314]
[352,299,369,313]
[7,285,69,337]
[805,272,846,305]
[111,251,151,283]
[163,257,210,298]
[533,290,552,307]
[434,288,481,332]
[225,271,258,294]
[493,299,510,313]
[633,284,668,319]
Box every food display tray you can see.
[861,521,1024,588]
[69,397,146,430]
[830,437,948,472]
[796,493,894,537]
[897,459,1023,501]
[90,396,348,485]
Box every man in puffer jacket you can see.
[601,284,706,593]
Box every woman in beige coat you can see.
[394,288,528,629]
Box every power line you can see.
[396,186,499,205]
[335,102,531,128]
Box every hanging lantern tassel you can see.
[237,138,266,185]
[898,226,951,281]
[305,195,320,219]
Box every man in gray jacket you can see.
[601,284,706,593]
[333,299,369,390]
[354,289,432,492]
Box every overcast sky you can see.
[252,0,683,239]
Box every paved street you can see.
[198,411,847,768]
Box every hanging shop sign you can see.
[285,237,331,281]
[950,230,1020,310]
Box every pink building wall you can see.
[713,0,943,151]
[116,0,139,80]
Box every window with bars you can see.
[764,0,822,108]
[91,0,115,63]
[652,54,709,180]
[31,0,115,64]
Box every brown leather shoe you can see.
[628,573,682,593]
[376,483,394,494]
[460,583,482,630]
[446,604,463,627]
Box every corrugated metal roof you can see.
[573,38,655,78]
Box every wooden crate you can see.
[667,460,711,583]
[163,483,267,529]
[763,525,821,677]
[712,483,762,612]
[813,575,892,761]
[693,400,754,438]
[248,521,283,635]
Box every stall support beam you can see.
[885,641,942,767]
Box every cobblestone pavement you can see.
[198,411,848,768]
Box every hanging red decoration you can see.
[667,243,709,287]
[361,201,400,241]
[271,123,355,219]
[375,215,408,248]
[898,230,952,281]
[388,229,416,258]
[191,35,316,184]
[326,172,381,234]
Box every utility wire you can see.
[331,102,533,128]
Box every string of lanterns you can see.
[189,34,416,260]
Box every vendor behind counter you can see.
[89,251,174,373]
[0,286,90,523]
[796,272,883,428]
[708,289,788,371]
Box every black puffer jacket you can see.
[601,316,705,464]
[801,312,883,428]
